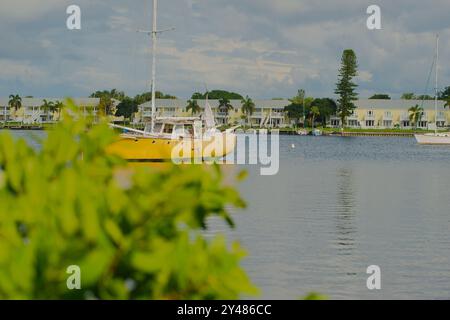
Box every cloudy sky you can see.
[1,0,449,99]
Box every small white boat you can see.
[311,129,323,136]
[415,133,450,145]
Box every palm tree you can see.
[289,89,306,126]
[55,101,64,120]
[8,94,22,112]
[41,99,55,122]
[8,95,22,123]
[218,98,234,124]
[186,99,201,115]
[98,96,114,116]
[241,96,255,127]
[53,101,64,121]
[408,104,424,130]
[309,106,320,129]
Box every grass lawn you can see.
[319,127,444,134]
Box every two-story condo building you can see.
[329,99,449,130]
[2,97,449,129]
[0,98,100,124]
[138,99,290,127]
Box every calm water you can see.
[7,131,450,299]
[208,136,450,300]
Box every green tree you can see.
[54,101,64,121]
[310,98,337,127]
[98,96,115,116]
[284,103,302,126]
[91,90,127,116]
[192,90,243,100]
[191,92,204,100]
[218,98,234,123]
[444,98,450,109]
[241,96,255,126]
[186,99,201,115]
[439,86,450,100]
[408,104,424,129]
[335,49,359,130]
[286,90,307,126]
[91,89,125,101]
[41,99,55,122]
[134,91,177,105]
[0,101,257,299]
[8,94,22,112]
[309,106,320,129]
[115,97,138,122]
[417,94,434,101]
[401,93,416,100]
[369,94,391,100]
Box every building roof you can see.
[141,98,448,111]
[139,99,291,110]
[356,99,447,111]
[0,98,100,107]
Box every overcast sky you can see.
[1,0,449,99]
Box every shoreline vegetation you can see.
[1,122,441,137]
[0,103,258,299]
[0,101,326,300]
[0,122,445,136]
[3,50,450,136]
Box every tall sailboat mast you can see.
[150,0,158,133]
[138,0,173,133]
[434,34,439,135]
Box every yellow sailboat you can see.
[107,119,237,161]
[107,0,237,161]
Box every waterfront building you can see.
[138,99,290,127]
[1,97,449,129]
[329,99,449,130]
[0,98,100,124]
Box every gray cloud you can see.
[0,0,449,99]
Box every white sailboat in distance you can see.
[415,35,450,145]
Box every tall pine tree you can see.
[335,49,358,130]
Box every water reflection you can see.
[334,167,357,256]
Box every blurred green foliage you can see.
[0,100,257,299]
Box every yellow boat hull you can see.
[107,133,237,161]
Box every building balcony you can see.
[436,112,446,121]
[250,112,263,118]
[215,112,228,118]
[400,113,410,121]
[270,113,285,119]
[383,112,393,120]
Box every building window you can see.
[331,119,340,127]
[365,120,375,127]
[401,120,410,128]
[347,119,358,127]
[418,121,427,128]
[383,120,393,128]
